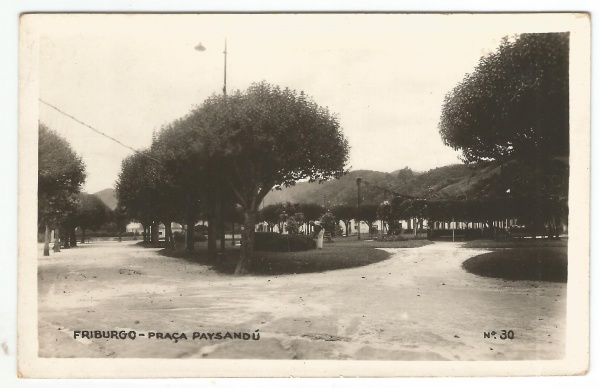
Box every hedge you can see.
[254,232,316,252]
[173,232,207,242]
[76,231,135,238]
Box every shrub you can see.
[254,232,316,252]
[319,212,337,234]
[194,224,209,235]
[173,231,207,242]
[428,228,482,240]
[76,231,135,238]
[374,234,408,242]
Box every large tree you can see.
[359,204,380,235]
[331,205,355,236]
[115,150,162,243]
[176,82,349,274]
[75,193,111,244]
[439,32,569,163]
[155,121,216,252]
[38,124,86,256]
[296,203,326,234]
[438,33,569,234]
[259,203,285,233]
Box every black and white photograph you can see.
[17,13,590,378]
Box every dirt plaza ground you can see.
[37,241,566,360]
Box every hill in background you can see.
[91,162,505,211]
[264,162,503,207]
[93,188,117,210]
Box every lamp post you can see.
[356,177,362,240]
[195,39,227,96]
[195,39,228,253]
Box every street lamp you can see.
[195,39,228,96]
[195,39,228,253]
[356,177,362,240]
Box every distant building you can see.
[125,222,184,238]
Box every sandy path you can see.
[37,241,566,360]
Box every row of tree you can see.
[376,196,567,238]
[38,124,87,256]
[438,32,570,234]
[38,124,132,256]
[116,82,349,274]
[257,202,379,236]
[57,192,129,247]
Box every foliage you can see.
[164,82,349,273]
[194,224,209,235]
[112,204,130,235]
[76,230,136,238]
[331,205,355,235]
[296,203,326,222]
[254,232,316,252]
[285,216,300,234]
[173,231,207,242]
[319,211,338,235]
[439,33,569,163]
[115,150,160,226]
[359,204,379,233]
[258,203,284,227]
[263,164,482,206]
[38,124,86,227]
[396,166,414,182]
[377,201,401,235]
[75,193,111,232]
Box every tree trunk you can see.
[186,220,195,252]
[81,228,86,244]
[70,227,77,247]
[217,195,225,253]
[151,221,159,243]
[43,223,50,256]
[231,222,236,246]
[53,227,61,252]
[207,212,217,256]
[220,217,226,253]
[62,227,70,249]
[235,210,257,275]
[168,223,175,249]
[165,222,175,250]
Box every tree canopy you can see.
[118,81,349,274]
[38,123,87,255]
[75,193,111,235]
[38,124,86,224]
[115,150,161,228]
[439,33,569,164]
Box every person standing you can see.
[315,222,325,249]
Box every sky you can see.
[37,14,567,194]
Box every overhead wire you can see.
[39,98,162,165]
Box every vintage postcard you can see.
[18,13,590,378]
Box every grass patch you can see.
[462,247,567,282]
[331,236,433,249]
[159,242,392,276]
[136,241,169,248]
[462,238,567,249]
